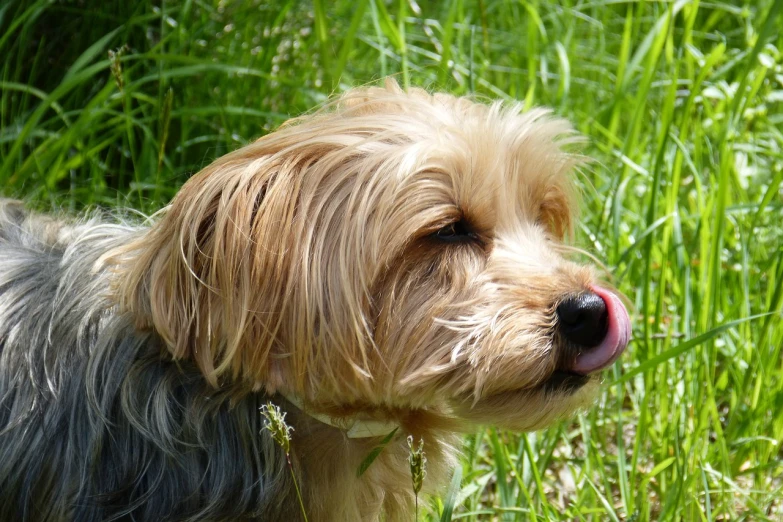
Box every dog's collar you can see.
[281,393,399,439]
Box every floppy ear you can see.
[515,113,584,241]
[109,131,382,395]
[538,178,576,240]
[110,146,303,388]
[108,80,441,395]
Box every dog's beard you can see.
[450,377,600,431]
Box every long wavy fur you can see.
[0,201,293,520]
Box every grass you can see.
[2,0,783,519]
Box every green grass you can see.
[2,0,783,519]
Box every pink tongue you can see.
[571,286,631,375]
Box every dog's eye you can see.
[433,220,477,243]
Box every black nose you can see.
[556,293,608,347]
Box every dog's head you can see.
[113,79,630,431]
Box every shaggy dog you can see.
[0,79,631,521]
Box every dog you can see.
[0,79,631,521]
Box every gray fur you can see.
[0,200,295,521]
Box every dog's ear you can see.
[109,146,305,388]
[108,135,379,394]
[513,111,583,241]
[537,178,575,240]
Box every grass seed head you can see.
[108,44,130,92]
[407,435,427,495]
[260,402,293,456]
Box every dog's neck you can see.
[281,392,399,438]
[280,399,461,521]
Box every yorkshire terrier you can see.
[0,79,630,521]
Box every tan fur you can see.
[104,78,606,520]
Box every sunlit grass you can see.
[2,0,782,519]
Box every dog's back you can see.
[0,200,288,522]
[0,200,103,519]
[0,200,150,521]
